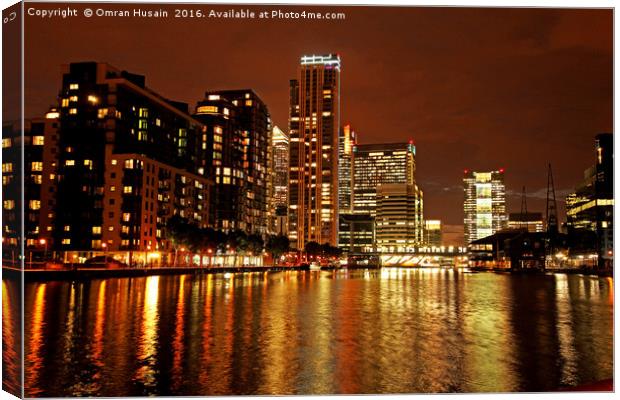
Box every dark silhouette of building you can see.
[52,62,211,261]
[566,133,613,269]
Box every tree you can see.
[266,234,290,264]
[247,234,264,256]
[305,241,322,256]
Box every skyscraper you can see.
[352,142,416,216]
[288,54,341,249]
[463,169,507,244]
[271,126,289,209]
[271,126,289,235]
[338,124,356,213]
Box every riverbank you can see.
[4,264,381,282]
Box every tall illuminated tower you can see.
[463,169,507,243]
[288,54,341,249]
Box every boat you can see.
[309,262,321,271]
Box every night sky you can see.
[23,3,612,230]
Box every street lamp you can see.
[102,242,108,267]
[39,238,47,261]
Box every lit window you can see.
[64,225,70,232]
[69,108,77,115]
[122,213,131,222]
[110,186,116,192]
[111,159,117,165]
[245,100,253,106]
[31,162,43,171]
[139,108,148,118]
[87,95,98,104]
[3,200,14,210]
[2,163,13,173]
[61,99,69,107]
[124,159,134,169]
[92,226,102,234]
[2,138,11,148]
[208,94,220,101]
[29,200,40,210]
[123,186,133,194]
[33,136,44,146]
[196,105,218,114]
[62,239,71,245]
[65,160,75,166]
[214,126,223,134]
[108,226,114,232]
[32,175,42,184]
[98,108,108,119]
[69,83,79,90]
[84,160,93,169]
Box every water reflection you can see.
[18,270,613,397]
[2,278,21,396]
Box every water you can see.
[8,269,614,396]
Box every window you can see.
[110,186,116,192]
[29,200,40,210]
[139,108,148,118]
[69,83,79,90]
[123,186,133,194]
[92,226,102,234]
[69,108,77,115]
[98,108,108,119]
[84,160,93,169]
[196,105,218,114]
[65,160,75,166]
[62,238,71,245]
[111,159,117,165]
[2,163,13,173]
[2,138,11,148]
[61,99,69,107]
[32,175,42,184]
[108,226,114,232]
[87,95,98,104]
[124,159,134,169]
[3,200,14,210]
[64,225,71,232]
[33,136,44,145]
[31,162,43,171]
[122,213,131,222]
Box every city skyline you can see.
[20,5,612,225]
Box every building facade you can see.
[565,133,613,268]
[375,183,424,252]
[508,212,544,233]
[288,54,341,249]
[52,62,211,260]
[2,113,59,262]
[463,169,507,244]
[352,142,416,216]
[339,213,375,253]
[194,89,271,235]
[424,220,442,247]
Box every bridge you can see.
[350,246,469,268]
